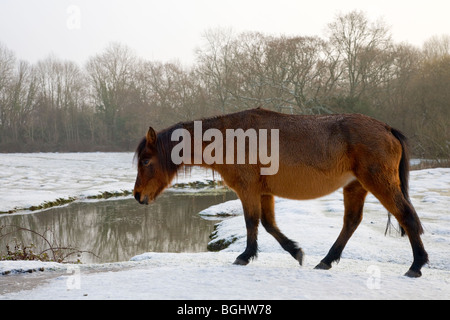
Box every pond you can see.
[0,190,237,264]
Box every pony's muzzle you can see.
[134,192,149,205]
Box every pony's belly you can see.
[266,169,356,200]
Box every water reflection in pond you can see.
[0,191,237,264]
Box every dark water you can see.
[0,191,237,264]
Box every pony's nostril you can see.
[134,192,150,205]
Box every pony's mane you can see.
[155,123,182,178]
[134,109,266,167]
[134,123,183,179]
[134,138,146,163]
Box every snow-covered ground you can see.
[0,153,449,300]
[0,153,213,213]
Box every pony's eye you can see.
[142,159,151,166]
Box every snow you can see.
[0,153,214,213]
[0,153,134,213]
[1,252,449,300]
[0,153,449,300]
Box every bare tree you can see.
[8,61,36,143]
[327,11,392,100]
[86,42,138,144]
[31,56,86,147]
[0,43,15,93]
[227,32,271,109]
[409,53,450,158]
[196,28,237,113]
[423,34,450,60]
[264,35,337,114]
[0,43,16,142]
[223,33,339,114]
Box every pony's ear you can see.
[146,127,157,146]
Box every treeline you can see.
[0,11,449,158]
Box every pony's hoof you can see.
[314,262,331,270]
[295,249,304,266]
[233,258,249,266]
[404,269,422,278]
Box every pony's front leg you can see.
[233,194,261,265]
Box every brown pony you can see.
[133,108,428,277]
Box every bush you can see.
[0,225,98,263]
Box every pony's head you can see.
[133,127,179,205]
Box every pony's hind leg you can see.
[260,195,304,265]
[315,180,368,270]
[370,187,428,277]
[357,171,428,277]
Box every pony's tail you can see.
[391,128,411,202]
[386,128,411,237]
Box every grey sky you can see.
[0,0,449,66]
